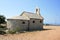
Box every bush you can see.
[0,31,6,35]
[7,30,16,34]
[0,26,5,28]
[7,27,20,34]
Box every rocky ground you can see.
[0,26,60,40]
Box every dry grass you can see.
[0,26,60,40]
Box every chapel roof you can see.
[7,16,29,20]
[21,11,43,19]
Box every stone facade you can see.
[7,8,44,31]
[29,19,43,30]
[7,19,29,31]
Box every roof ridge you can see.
[23,11,35,14]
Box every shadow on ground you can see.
[19,28,52,33]
[41,28,52,31]
[0,28,52,35]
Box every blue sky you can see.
[0,0,60,25]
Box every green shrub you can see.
[14,27,20,32]
[0,26,5,28]
[0,31,6,35]
[7,30,16,34]
[7,27,20,34]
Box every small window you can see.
[22,21,25,24]
[40,20,42,23]
[33,21,35,23]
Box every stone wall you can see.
[7,19,43,31]
[29,18,43,30]
[7,19,28,31]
